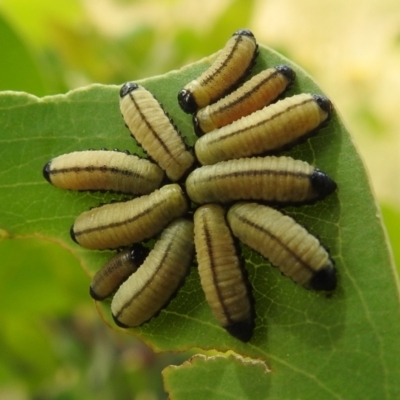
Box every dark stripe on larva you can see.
[194,167,310,182]
[49,165,142,178]
[201,33,245,86]
[210,97,313,144]
[120,84,195,181]
[128,91,175,160]
[236,212,314,273]
[177,29,257,113]
[202,214,232,323]
[214,69,281,113]
[73,194,167,238]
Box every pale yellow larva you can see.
[120,83,194,181]
[227,202,336,291]
[193,65,295,135]
[111,218,194,328]
[70,184,188,250]
[194,93,332,165]
[43,150,164,194]
[178,29,258,114]
[194,204,253,342]
[186,156,336,205]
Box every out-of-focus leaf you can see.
[0,238,89,389]
[381,202,400,273]
[0,44,399,399]
[209,0,255,41]
[0,13,47,96]
[0,0,82,46]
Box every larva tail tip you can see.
[225,320,254,342]
[70,225,78,244]
[177,89,197,114]
[275,64,296,83]
[120,82,139,98]
[42,161,52,183]
[313,94,333,117]
[309,266,337,291]
[233,29,254,38]
[112,313,130,329]
[311,169,337,198]
[89,286,104,301]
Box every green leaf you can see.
[381,202,400,273]
[1,44,399,399]
[0,12,47,96]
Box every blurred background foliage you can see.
[0,0,399,398]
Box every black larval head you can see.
[42,161,52,183]
[275,64,296,84]
[192,114,205,136]
[69,225,78,244]
[309,266,337,291]
[89,286,103,301]
[120,82,139,98]
[177,89,198,114]
[112,313,129,329]
[312,94,333,117]
[310,169,337,199]
[225,319,254,342]
[129,243,149,265]
[233,29,254,38]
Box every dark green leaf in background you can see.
[1,45,399,399]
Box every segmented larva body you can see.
[120,82,195,181]
[193,65,295,135]
[43,150,164,194]
[90,244,149,301]
[195,93,332,165]
[194,204,253,342]
[70,184,188,250]
[227,202,336,291]
[177,29,258,114]
[111,218,194,328]
[186,156,337,205]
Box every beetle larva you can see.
[90,244,149,301]
[120,82,195,181]
[177,29,258,114]
[43,150,164,194]
[111,218,194,328]
[70,184,188,250]
[194,93,332,165]
[194,204,253,342]
[227,202,336,291]
[193,65,295,135]
[186,156,336,205]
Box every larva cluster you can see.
[43,28,338,343]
